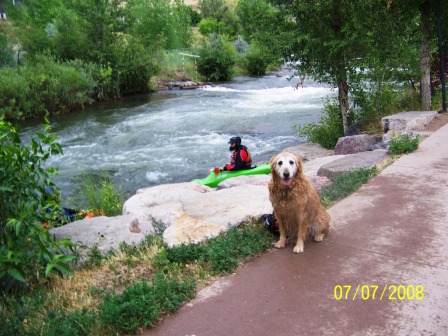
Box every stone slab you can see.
[381,111,438,132]
[317,150,389,179]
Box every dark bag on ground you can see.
[261,212,279,235]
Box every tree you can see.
[387,0,448,111]
[126,0,193,50]
[198,0,239,38]
[199,0,228,21]
[244,0,431,134]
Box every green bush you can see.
[0,55,96,121]
[113,39,160,95]
[0,120,78,293]
[388,134,419,155]
[198,17,226,36]
[184,5,202,26]
[197,34,237,81]
[242,43,268,76]
[295,97,344,149]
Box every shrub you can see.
[0,120,78,293]
[388,134,419,155]
[113,40,160,95]
[71,172,125,217]
[241,43,268,76]
[197,34,237,81]
[184,5,202,26]
[0,55,96,121]
[295,97,344,149]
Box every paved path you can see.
[145,123,448,336]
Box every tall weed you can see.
[72,172,125,216]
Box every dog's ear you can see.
[296,155,303,172]
[269,155,277,168]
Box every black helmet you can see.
[228,136,242,146]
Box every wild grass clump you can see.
[98,273,196,335]
[320,167,379,207]
[71,172,125,216]
[388,134,420,155]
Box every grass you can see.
[388,133,420,155]
[0,165,385,335]
[320,167,380,207]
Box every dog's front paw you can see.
[293,242,304,253]
[314,233,325,242]
[274,239,286,249]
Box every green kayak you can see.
[192,163,271,188]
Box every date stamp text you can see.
[333,285,424,301]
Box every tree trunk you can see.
[332,0,350,135]
[420,0,432,111]
[337,79,350,135]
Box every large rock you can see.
[284,143,334,162]
[123,182,272,247]
[381,111,438,133]
[217,174,271,189]
[334,134,380,155]
[302,155,347,176]
[50,215,152,254]
[122,182,212,230]
[317,150,389,179]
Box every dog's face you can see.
[270,152,302,187]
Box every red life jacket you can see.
[224,145,252,171]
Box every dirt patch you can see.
[423,112,448,132]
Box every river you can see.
[19,71,334,201]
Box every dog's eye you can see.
[278,160,283,166]
[289,160,294,165]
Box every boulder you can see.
[317,150,389,179]
[334,134,381,155]
[122,182,212,230]
[123,182,272,247]
[308,175,332,192]
[50,215,152,254]
[284,143,334,162]
[302,155,347,176]
[217,174,271,189]
[381,111,438,133]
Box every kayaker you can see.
[221,136,252,171]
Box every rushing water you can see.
[19,71,334,200]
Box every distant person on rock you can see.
[220,136,253,171]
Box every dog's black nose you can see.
[283,172,290,179]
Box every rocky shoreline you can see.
[51,111,445,254]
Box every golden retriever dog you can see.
[268,151,330,253]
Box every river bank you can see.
[20,72,332,201]
[51,110,448,251]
